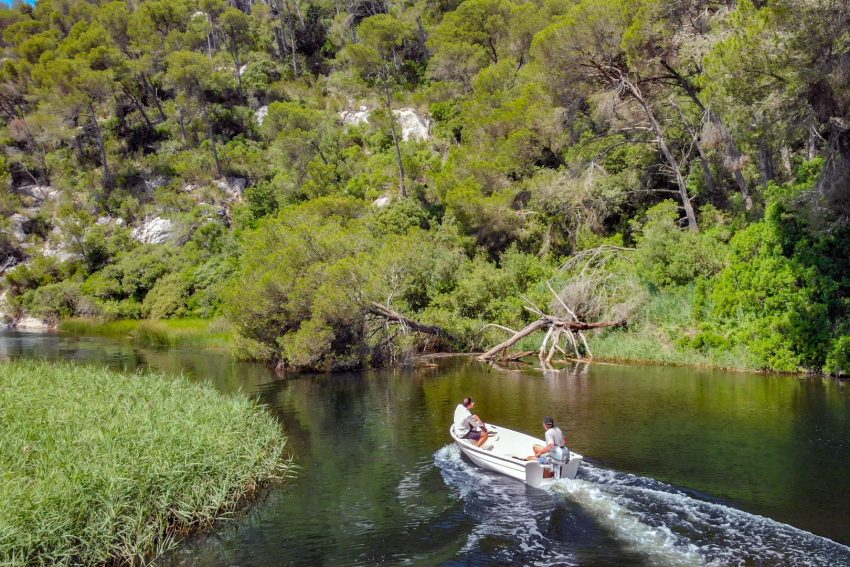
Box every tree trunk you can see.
[367,302,456,343]
[671,99,717,197]
[142,74,167,122]
[660,60,753,211]
[384,83,407,198]
[201,98,223,178]
[759,142,775,188]
[122,84,154,130]
[623,80,698,231]
[89,103,113,190]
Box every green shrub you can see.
[142,272,193,319]
[824,336,850,376]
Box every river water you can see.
[2,330,850,566]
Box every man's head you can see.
[463,397,474,408]
[543,416,554,428]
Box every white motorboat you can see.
[449,423,582,488]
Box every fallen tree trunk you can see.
[367,302,457,343]
[479,316,626,362]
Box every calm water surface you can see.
[2,330,850,566]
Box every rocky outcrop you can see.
[8,213,27,241]
[340,106,371,127]
[214,177,247,201]
[255,105,269,126]
[19,185,60,205]
[393,108,431,141]
[131,217,176,245]
[373,196,391,208]
[339,106,431,141]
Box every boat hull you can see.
[450,424,582,487]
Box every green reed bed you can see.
[0,360,291,566]
[59,318,233,349]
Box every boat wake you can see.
[434,444,579,566]
[435,445,850,566]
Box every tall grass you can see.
[0,360,291,566]
[589,288,760,371]
[59,318,234,349]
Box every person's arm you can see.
[533,441,554,457]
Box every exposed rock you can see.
[239,64,248,76]
[8,213,27,241]
[19,185,60,205]
[394,108,431,141]
[131,217,175,245]
[255,105,269,126]
[42,242,77,262]
[96,216,126,227]
[340,106,371,126]
[144,176,168,195]
[14,316,53,330]
[373,196,391,208]
[214,177,247,201]
[338,106,431,141]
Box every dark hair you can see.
[543,416,554,426]
[463,397,474,408]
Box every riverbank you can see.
[58,317,234,349]
[509,289,762,372]
[0,359,291,567]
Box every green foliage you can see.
[4,0,850,377]
[824,337,850,376]
[0,359,289,566]
[631,201,728,288]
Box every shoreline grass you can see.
[505,287,763,373]
[58,318,234,349]
[0,359,291,566]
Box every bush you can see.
[824,336,850,376]
[142,272,193,319]
[631,201,728,288]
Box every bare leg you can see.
[476,431,489,448]
[527,443,546,460]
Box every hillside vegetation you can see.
[2,0,849,374]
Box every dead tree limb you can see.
[367,302,457,343]
[478,317,625,361]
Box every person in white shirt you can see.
[528,416,567,464]
[453,396,489,448]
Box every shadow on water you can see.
[3,331,850,565]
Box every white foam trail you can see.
[434,444,579,567]
[576,462,850,566]
[549,477,704,566]
[435,446,850,566]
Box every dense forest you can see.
[1,0,849,374]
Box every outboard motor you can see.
[550,446,569,479]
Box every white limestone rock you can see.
[214,177,247,200]
[96,216,126,227]
[393,108,431,141]
[19,185,60,204]
[373,196,391,208]
[255,105,269,126]
[8,213,27,241]
[340,106,371,126]
[131,217,175,245]
[339,106,431,141]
